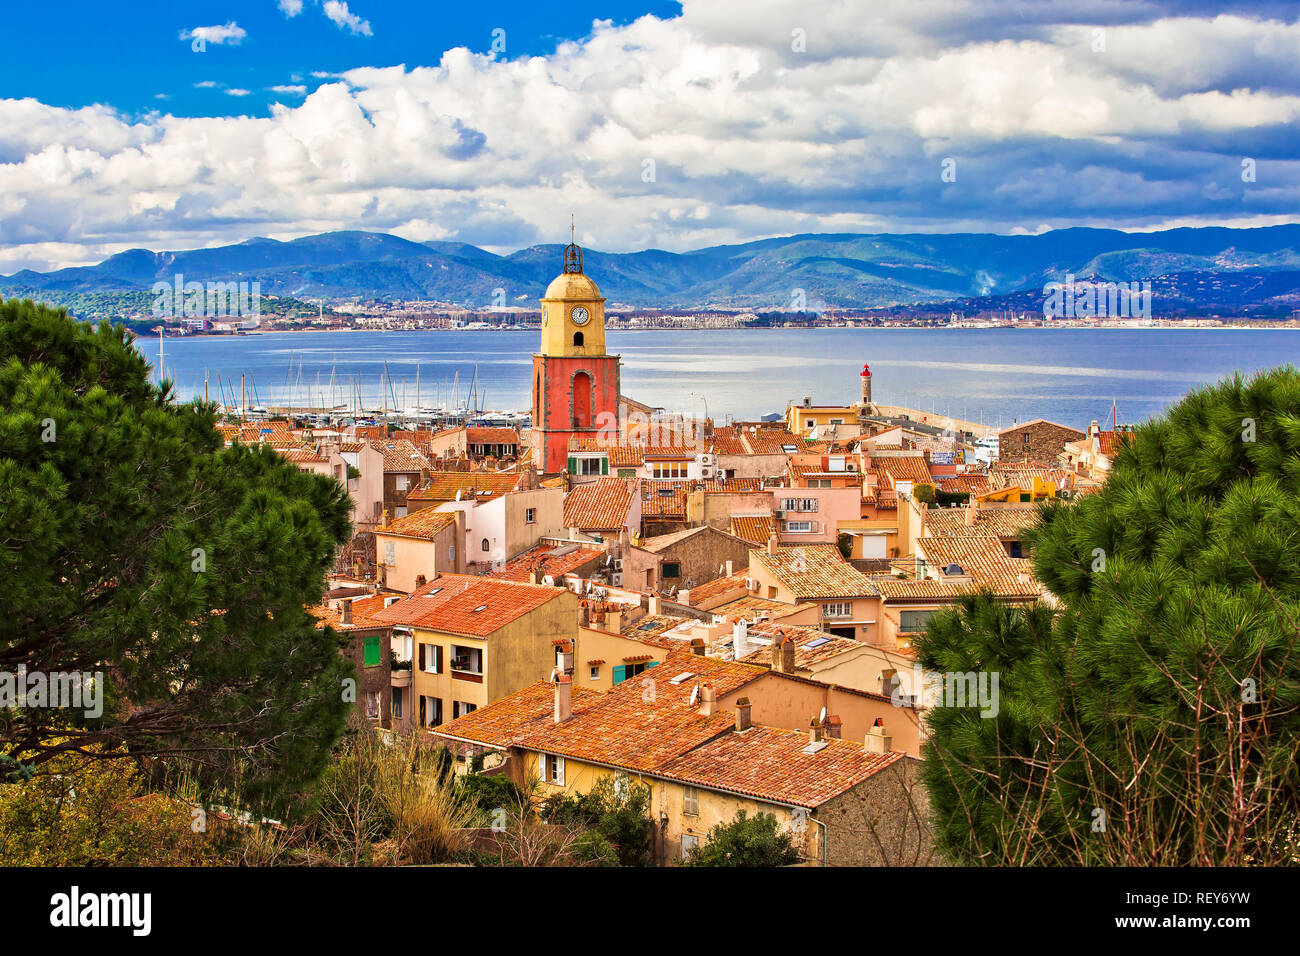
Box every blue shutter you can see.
[612,665,628,685]
[644,661,659,670]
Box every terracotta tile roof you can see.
[709,596,795,619]
[997,419,1084,437]
[280,447,330,464]
[350,425,390,442]
[656,726,905,809]
[937,473,992,495]
[309,594,392,632]
[923,506,1037,539]
[489,544,605,583]
[640,480,688,519]
[564,477,638,530]
[709,426,749,456]
[730,514,775,545]
[339,440,367,453]
[467,427,519,446]
[377,508,458,541]
[510,652,765,772]
[378,439,431,473]
[681,571,749,605]
[621,614,695,641]
[744,427,808,456]
[408,471,522,502]
[750,544,878,600]
[699,477,768,493]
[873,578,974,601]
[372,574,567,636]
[871,456,933,486]
[639,525,708,552]
[737,625,862,668]
[915,534,1040,598]
[430,681,605,749]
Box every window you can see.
[451,645,483,675]
[683,786,699,816]
[573,331,584,347]
[1023,432,1031,444]
[823,601,852,619]
[418,643,442,674]
[830,418,844,425]
[808,478,831,488]
[806,419,815,428]
[383,541,396,565]
[589,665,600,680]
[392,687,403,719]
[829,456,846,471]
[781,497,817,512]
[525,508,536,524]
[662,562,681,578]
[540,753,565,786]
[899,609,936,633]
[364,691,380,719]
[576,456,603,475]
[481,538,490,552]
[394,506,408,518]
[652,461,688,479]
[448,544,456,562]
[614,772,629,798]
[611,661,653,685]
[681,834,699,855]
[419,695,443,727]
[453,700,478,719]
[784,520,814,533]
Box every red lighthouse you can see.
[860,363,874,413]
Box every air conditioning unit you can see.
[700,454,714,464]
[615,559,624,571]
[744,577,757,591]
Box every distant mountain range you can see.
[5,225,1300,314]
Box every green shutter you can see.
[612,665,628,685]
[601,457,609,475]
[363,636,381,667]
[567,456,577,474]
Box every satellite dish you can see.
[688,685,699,705]
[818,706,827,724]
[548,668,558,683]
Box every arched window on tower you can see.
[572,371,593,429]
[573,331,584,347]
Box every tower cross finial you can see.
[570,212,575,244]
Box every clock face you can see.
[571,306,590,326]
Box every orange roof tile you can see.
[730,514,775,545]
[489,544,605,583]
[408,471,522,502]
[750,544,878,600]
[377,508,458,541]
[563,477,637,530]
[372,574,567,636]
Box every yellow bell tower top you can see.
[539,233,606,357]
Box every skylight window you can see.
[472,604,488,613]
[803,637,831,649]
[668,672,695,685]
[802,740,829,755]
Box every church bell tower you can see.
[531,233,621,475]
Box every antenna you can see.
[570,212,575,245]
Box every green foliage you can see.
[456,772,528,816]
[912,483,936,504]
[0,742,220,866]
[0,298,354,814]
[541,775,654,866]
[935,489,970,507]
[836,532,853,560]
[680,809,800,867]
[918,366,1300,865]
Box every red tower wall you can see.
[532,353,621,474]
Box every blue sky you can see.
[1,1,679,119]
[1,0,1298,273]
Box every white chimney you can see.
[725,559,734,577]
[733,619,751,660]
[699,683,717,716]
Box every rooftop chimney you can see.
[825,715,842,739]
[554,674,572,724]
[725,559,734,577]
[689,637,706,656]
[531,566,544,586]
[732,619,750,660]
[699,683,717,716]
[767,533,779,556]
[735,697,752,732]
[809,719,824,744]
[648,595,662,615]
[578,602,591,627]
[865,717,892,754]
[606,608,623,633]
[341,599,353,625]
[771,635,796,674]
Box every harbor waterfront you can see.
[135,326,1300,428]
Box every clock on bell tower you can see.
[531,236,621,475]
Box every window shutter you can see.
[537,753,548,783]
[363,636,380,666]
[418,643,426,671]
[644,661,658,670]
[612,665,628,685]
[601,457,609,475]
[555,756,565,786]
[419,695,426,725]
[433,645,441,674]
[567,456,577,474]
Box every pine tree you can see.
[0,299,354,813]
[917,367,1300,865]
